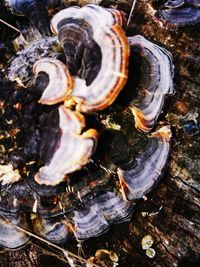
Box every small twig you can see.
[126,0,137,30]
[0,18,20,33]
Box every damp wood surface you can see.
[0,0,200,266]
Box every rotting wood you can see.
[0,0,199,266]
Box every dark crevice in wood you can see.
[160,241,181,262]
[177,75,200,87]
[176,178,200,194]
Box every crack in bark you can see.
[153,227,181,263]
[168,174,200,195]
[165,178,200,209]
[160,242,180,263]
[187,218,200,227]
[177,75,200,88]
[177,178,200,194]
[175,196,200,210]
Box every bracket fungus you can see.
[128,35,174,132]
[0,3,176,250]
[51,4,130,112]
[0,211,30,249]
[35,105,98,186]
[73,191,133,240]
[119,126,172,200]
[154,0,200,26]
[110,126,172,200]
[33,58,74,105]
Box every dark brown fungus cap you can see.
[51,4,130,112]
[34,105,98,186]
[128,35,174,132]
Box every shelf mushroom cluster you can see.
[111,126,172,201]
[33,4,130,186]
[0,4,175,249]
[128,35,174,132]
[50,4,130,112]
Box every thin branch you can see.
[0,19,20,33]
[126,0,137,30]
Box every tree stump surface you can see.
[0,1,199,266]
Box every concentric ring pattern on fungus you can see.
[0,3,174,250]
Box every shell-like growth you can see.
[120,126,171,200]
[74,203,109,240]
[32,215,71,243]
[161,0,200,8]
[35,105,98,186]
[51,4,130,112]
[73,25,129,112]
[73,191,133,240]
[0,212,29,249]
[51,5,126,34]
[155,0,200,26]
[111,126,172,200]
[6,0,51,36]
[128,35,174,132]
[33,58,74,105]
[156,7,200,27]
[96,191,134,224]
[163,0,185,8]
